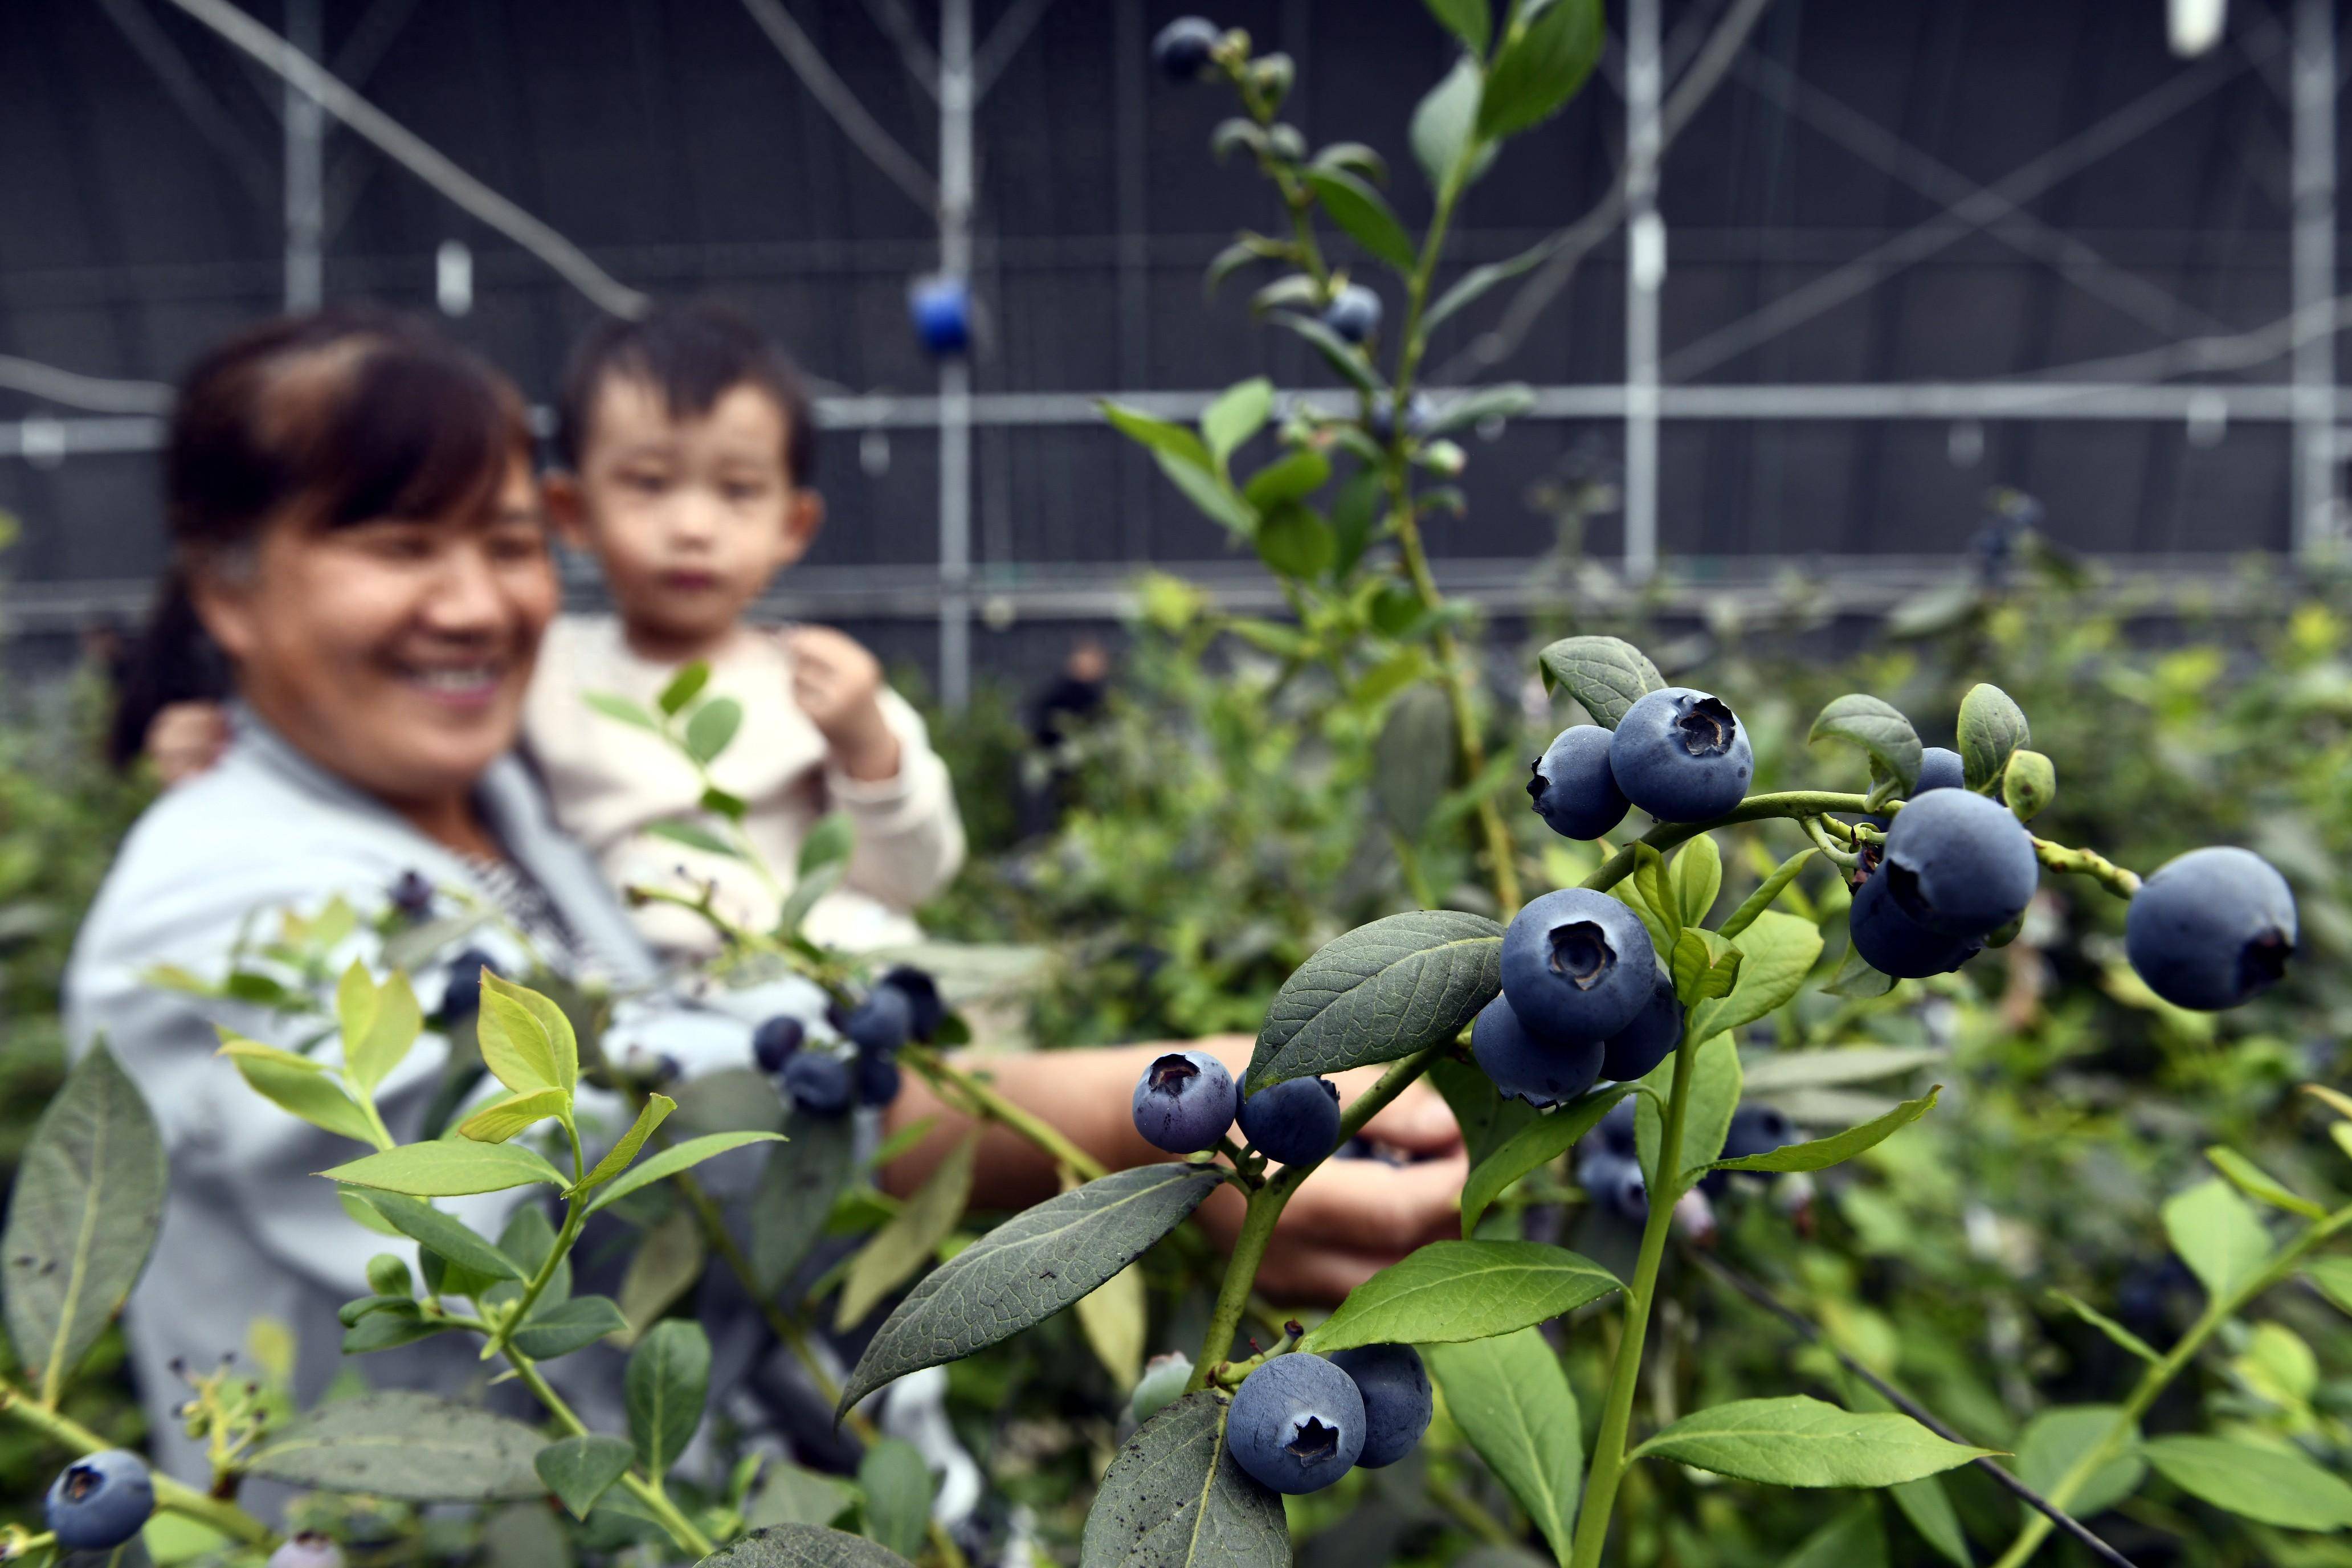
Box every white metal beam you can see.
[2293,0,2338,553]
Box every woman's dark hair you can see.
[555,299,816,485]
[108,308,531,771]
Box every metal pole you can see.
[283,0,325,309]
[1114,0,1149,562]
[938,0,975,710]
[1624,0,1664,582]
[2292,0,2336,556]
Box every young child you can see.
[526,302,965,960]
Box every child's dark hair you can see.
[555,300,816,485]
[109,308,530,769]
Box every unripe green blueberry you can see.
[1127,1353,1194,1428]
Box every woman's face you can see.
[197,454,557,809]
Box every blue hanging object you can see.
[910,274,973,357]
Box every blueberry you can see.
[1575,1149,1648,1225]
[844,987,914,1057]
[268,1533,348,1568]
[389,870,434,920]
[752,1015,805,1074]
[1701,1103,1799,1195]
[1238,1076,1342,1165]
[1128,1353,1194,1428]
[1472,994,1603,1108]
[1593,1098,1639,1160]
[440,948,498,1021]
[45,1449,154,1551]
[1528,726,1631,841]
[1914,746,1965,795]
[1321,285,1382,345]
[782,1051,855,1118]
[1599,965,1683,1082]
[1848,867,1982,979]
[1608,688,1754,823]
[1367,391,1435,445]
[877,966,946,1040]
[1152,16,1222,80]
[1500,888,1659,1043]
[1226,1354,1366,1494]
[2125,846,2297,1011]
[1327,1344,1431,1468]
[1130,1051,1238,1154]
[1880,788,2037,937]
[856,1050,903,1108]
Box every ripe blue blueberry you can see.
[856,1050,903,1109]
[1914,746,1965,795]
[268,1534,348,1568]
[1575,1149,1648,1225]
[1367,390,1435,444]
[389,870,434,920]
[782,1051,855,1118]
[1701,1103,1798,1196]
[1608,688,1754,823]
[1130,1051,1238,1153]
[440,948,498,1020]
[1238,1076,1341,1165]
[752,1015,805,1075]
[1594,1097,1638,1159]
[1327,1344,1432,1468]
[1472,994,1603,1108]
[1881,787,2037,937]
[1152,16,1222,80]
[1500,888,1659,1043]
[1528,725,1631,841]
[2125,846,2297,1011]
[1848,868,1981,979]
[1599,965,1682,1082]
[878,966,946,1040]
[1128,1352,1195,1429]
[1226,1354,1366,1494]
[45,1449,154,1551]
[844,987,914,1057]
[1321,285,1382,345]
[909,276,971,357]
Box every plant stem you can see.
[2030,835,2142,899]
[1426,1469,1520,1548]
[1582,792,1876,895]
[1565,1024,1698,1568]
[504,1351,716,1559]
[0,1383,273,1548]
[1988,1204,2352,1568]
[903,1045,1108,1182]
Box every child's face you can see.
[552,374,821,654]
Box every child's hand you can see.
[145,701,231,787]
[782,626,899,781]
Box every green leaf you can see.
[1672,835,1723,928]
[342,1305,450,1354]
[2142,1435,2352,1529]
[857,1439,933,1561]
[2207,1145,2325,1218]
[1311,141,1389,185]
[745,1461,859,1532]
[1241,448,1330,512]
[2,1044,168,1401]
[1155,448,1260,536]
[1410,55,1490,193]
[618,1208,706,1340]
[578,1094,677,1194]
[1710,1088,1939,1174]
[753,1113,858,1293]
[1267,312,1382,396]
[1303,169,1418,273]
[1808,695,1922,795]
[1688,912,1823,1044]
[1300,1240,1620,1353]
[774,861,844,937]
[1477,0,1603,138]
[585,692,662,734]
[686,696,744,766]
[493,1203,567,1306]
[1823,945,1897,999]
[1080,1391,1291,1567]
[1888,1477,1970,1568]
[1424,0,1492,55]
[1423,383,1534,438]
[1633,844,1681,946]
[626,1318,710,1476]
[646,819,741,858]
[1430,1055,1543,1167]
[1459,1085,1634,1237]
[1374,686,1457,843]
[219,1036,383,1149]
[1424,1329,1580,1562]
[1104,401,1216,470]
[1328,466,1385,579]
[839,1165,1223,1415]
[511,1295,628,1361]
[1636,1035,1740,1190]
[797,812,854,879]
[2163,1178,2272,1301]
[1254,505,1337,580]
[325,1140,565,1198]
[836,1134,977,1330]
[476,988,562,1098]
[1204,242,1263,300]
[1957,683,2030,794]
[362,1193,527,1283]
[1718,849,1819,941]
[458,1087,571,1145]
[1630,1396,1994,1487]
[2304,1256,2352,1316]
[1780,1506,1888,1568]
[1247,910,1504,1091]
[246,1391,545,1502]
[1426,235,1557,334]
[536,1434,636,1521]
[1202,378,1275,466]
[695,1525,916,1566]
[658,663,709,717]
[1076,1260,1148,1391]
[349,971,423,1096]
[2018,1406,2143,1517]
[586,1131,787,1214]
[1742,1046,1945,1093]
[2049,1290,2159,1363]
[485,974,578,1097]
[2002,748,2057,820]
[1534,635,1664,728]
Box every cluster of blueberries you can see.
[1572,1099,1799,1227]
[1129,1051,1340,1166]
[42,1451,341,1563]
[754,966,944,1119]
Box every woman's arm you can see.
[880,1035,1468,1304]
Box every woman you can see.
[64,309,1464,1481]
